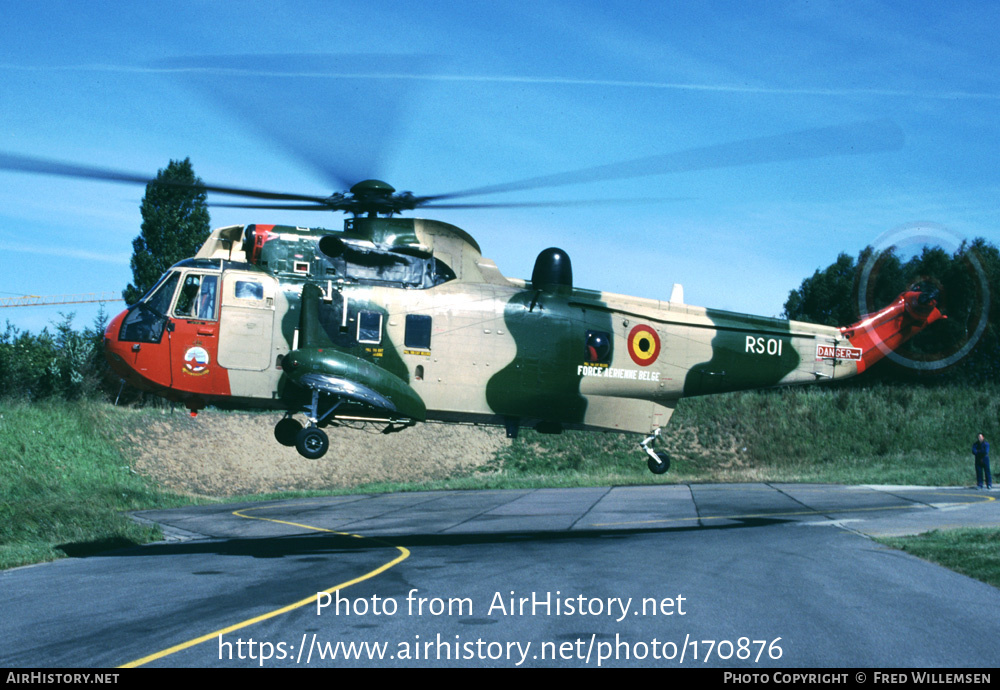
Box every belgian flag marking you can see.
[627,324,661,366]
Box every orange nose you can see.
[103,308,134,380]
[104,306,171,388]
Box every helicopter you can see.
[0,123,943,474]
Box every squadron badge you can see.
[182,346,210,376]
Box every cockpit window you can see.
[173,273,219,320]
[174,275,201,317]
[199,275,218,319]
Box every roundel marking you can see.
[627,325,661,366]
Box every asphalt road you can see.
[2,484,998,668]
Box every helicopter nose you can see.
[104,307,123,339]
[103,308,134,378]
[102,306,177,394]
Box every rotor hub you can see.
[350,179,396,197]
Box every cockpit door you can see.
[168,271,227,396]
[217,271,277,371]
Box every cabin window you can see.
[584,330,612,364]
[235,280,263,300]
[357,311,383,344]
[405,314,432,349]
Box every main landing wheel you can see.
[295,426,329,460]
[274,417,303,447]
[647,450,671,475]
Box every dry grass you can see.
[124,410,507,496]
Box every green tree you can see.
[48,313,90,400]
[0,321,55,400]
[123,158,210,305]
[783,252,860,326]
[782,248,904,327]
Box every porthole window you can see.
[584,330,612,364]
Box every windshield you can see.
[144,271,180,315]
[119,271,179,343]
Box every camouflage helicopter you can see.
[0,123,942,473]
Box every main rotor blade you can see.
[0,152,332,204]
[208,201,333,211]
[423,119,905,202]
[210,197,685,212]
[0,152,158,187]
[422,198,686,209]
[156,54,442,189]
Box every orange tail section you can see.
[840,290,945,373]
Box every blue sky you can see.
[1,0,998,333]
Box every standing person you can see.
[972,433,992,490]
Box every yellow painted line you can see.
[589,492,995,528]
[119,502,409,668]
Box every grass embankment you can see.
[0,400,191,570]
[484,382,997,487]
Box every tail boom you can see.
[840,290,944,374]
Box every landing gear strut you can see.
[278,391,342,459]
[274,415,328,458]
[641,428,670,475]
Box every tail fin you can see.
[840,289,945,373]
